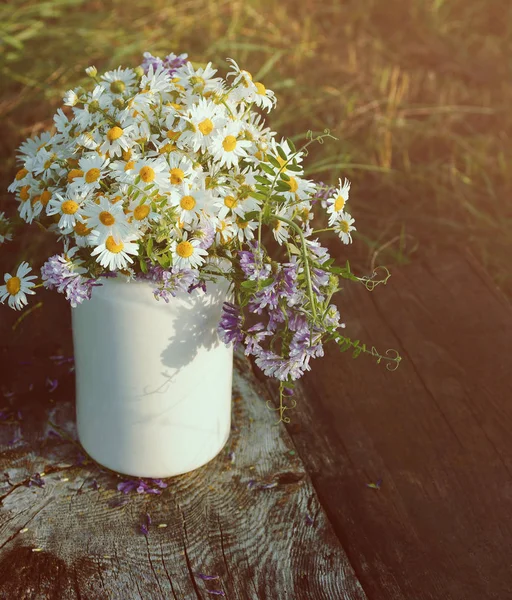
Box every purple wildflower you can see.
[243,323,271,356]
[196,574,220,581]
[141,52,188,76]
[238,244,271,281]
[254,348,307,381]
[206,591,225,596]
[41,254,97,308]
[313,182,337,206]
[140,523,149,536]
[143,265,200,302]
[250,261,302,316]
[218,302,244,346]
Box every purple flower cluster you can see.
[217,242,341,382]
[218,302,244,346]
[141,265,200,302]
[312,182,337,207]
[141,52,188,76]
[41,254,97,307]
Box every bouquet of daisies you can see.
[3,52,399,416]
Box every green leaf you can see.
[255,175,270,185]
[280,172,290,181]
[276,145,288,161]
[241,279,258,289]
[286,162,303,172]
[260,163,276,176]
[267,155,281,169]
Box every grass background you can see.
[0,0,511,294]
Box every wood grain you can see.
[262,251,512,600]
[0,353,366,600]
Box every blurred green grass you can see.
[1,0,511,294]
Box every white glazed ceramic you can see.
[71,277,233,478]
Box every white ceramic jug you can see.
[71,276,233,478]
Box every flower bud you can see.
[85,66,97,78]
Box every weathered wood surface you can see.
[262,251,512,600]
[0,351,366,600]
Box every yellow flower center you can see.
[6,277,21,296]
[133,204,150,220]
[124,161,135,171]
[31,195,41,206]
[107,126,123,141]
[170,168,185,185]
[85,168,101,183]
[15,168,28,181]
[198,118,214,136]
[62,200,79,215]
[44,158,54,170]
[67,169,84,182]
[334,195,346,212]
[139,166,155,183]
[105,236,124,253]
[19,186,30,201]
[255,82,266,95]
[222,135,237,152]
[224,195,238,209]
[110,80,126,94]
[340,220,350,233]
[276,155,287,168]
[40,190,52,206]
[180,195,196,211]
[287,177,298,193]
[122,149,132,161]
[176,241,194,258]
[236,218,248,229]
[99,211,115,226]
[74,221,91,236]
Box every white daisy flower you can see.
[178,98,226,153]
[91,233,140,270]
[99,121,137,157]
[46,191,88,231]
[214,218,236,246]
[271,207,293,245]
[166,153,196,187]
[250,81,276,112]
[0,262,37,310]
[63,90,79,107]
[177,62,222,96]
[170,235,208,269]
[140,64,172,95]
[129,157,170,191]
[170,182,205,225]
[210,122,251,168]
[326,178,351,226]
[281,173,317,203]
[234,216,258,243]
[17,132,53,160]
[333,211,356,244]
[100,67,137,96]
[8,166,31,193]
[126,198,160,226]
[70,154,110,192]
[214,192,260,220]
[83,195,133,243]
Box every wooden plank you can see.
[261,251,512,600]
[0,351,366,600]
